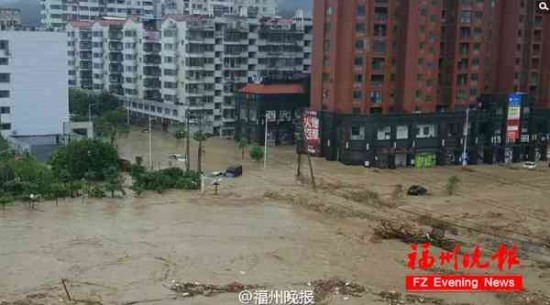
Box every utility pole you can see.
[148,113,153,170]
[88,101,92,122]
[462,107,470,169]
[197,107,203,174]
[264,111,268,169]
[185,110,190,172]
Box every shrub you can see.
[249,145,264,161]
[89,185,106,198]
[0,195,14,210]
[131,167,200,193]
[446,176,460,195]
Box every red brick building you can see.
[493,0,550,108]
[311,0,550,114]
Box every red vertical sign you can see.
[302,110,320,155]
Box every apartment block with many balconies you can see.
[41,0,156,29]
[67,13,311,137]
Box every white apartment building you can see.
[0,8,22,30]
[67,13,311,137]
[0,31,69,159]
[159,0,278,17]
[41,0,155,29]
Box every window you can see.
[356,23,365,33]
[0,40,8,50]
[352,107,360,114]
[351,125,364,140]
[0,73,10,83]
[416,124,435,138]
[370,91,382,104]
[416,90,422,99]
[377,126,391,140]
[0,123,11,130]
[396,126,408,139]
[0,106,9,114]
[326,6,333,16]
[354,74,363,83]
[353,90,363,99]
[357,5,365,17]
[460,11,472,23]
[355,39,364,50]
[0,58,8,65]
[0,90,9,98]
[355,56,363,66]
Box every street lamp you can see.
[462,107,471,169]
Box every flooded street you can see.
[0,195,343,304]
[1,130,549,305]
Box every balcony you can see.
[109,42,123,51]
[109,53,123,62]
[144,67,161,77]
[144,90,161,101]
[144,79,161,89]
[109,31,123,40]
[144,55,161,65]
[109,63,123,74]
[143,43,161,53]
[109,75,123,84]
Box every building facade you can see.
[42,0,279,30]
[493,0,550,109]
[159,0,279,18]
[311,0,550,115]
[67,14,312,137]
[236,82,308,145]
[0,31,69,160]
[41,0,156,29]
[0,7,21,30]
[319,94,550,167]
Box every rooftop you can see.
[240,84,305,95]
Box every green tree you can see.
[69,89,94,121]
[47,183,69,206]
[250,145,264,162]
[104,166,125,198]
[95,107,129,144]
[238,138,249,160]
[69,89,122,121]
[175,128,187,143]
[50,139,120,181]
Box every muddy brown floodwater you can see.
[1,130,549,305]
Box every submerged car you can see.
[168,154,186,162]
[523,161,536,170]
